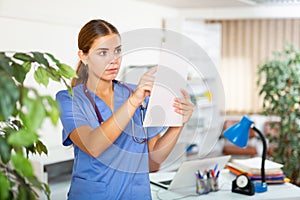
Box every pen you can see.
[214,164,218,173]
[207,171,210,179]
[216,170,220,179]
[198,170,203,179]
[211,169,215,179]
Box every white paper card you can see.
[143,50,188,127]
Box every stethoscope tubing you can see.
[83,79,148,143]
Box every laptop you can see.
[149,155,231,191]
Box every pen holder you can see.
[196,178,210,195]
[196,177,219,195]
[209,177,219,192]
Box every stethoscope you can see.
[83,79,148,144]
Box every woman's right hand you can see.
[129,66,157,107]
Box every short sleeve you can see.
[56,90,89,146]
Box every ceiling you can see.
[137,0,300,9]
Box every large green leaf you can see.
[44,96,60,125]
[11,153,34,178]
[27,177,50,199]
[8,129,39,147]
[0,172,10,200]
[44,66,61,82]
[0,75,20,120]
[43,183,51,200]
[22,61,32,73]
[0,52,13,75]
[17,186,35,200]
[63,78,74,96]
[34,67,49,86]
[27,176,43,190]
[0,136,11,163]
[13,62,27,84]
[21,96,46,131]
[13,52,34,62]
[35,140,48,155]
[25,143,37,156]
[58,63,77,79]
[45,52,60,65]
[17,187,27,200]
[32,52,49,67]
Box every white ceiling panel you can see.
[137,0,300,8]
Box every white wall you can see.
[0,0,178,63]
[0,0,179,164]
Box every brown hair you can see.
[71,19,120,87]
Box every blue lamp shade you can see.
[223,116,254,148]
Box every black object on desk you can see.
[232,174,255,196]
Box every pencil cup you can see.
[209,177,219,192]
[196,178,210,195]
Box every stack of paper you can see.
[226,157,286,184]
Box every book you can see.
[231,157,283,175]
[226,164,252,176]
[226,164,286,184]
[226,157,286,184]
[227,162,283,176]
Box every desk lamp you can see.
[224,115,268,193]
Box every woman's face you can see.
[85,34,122,81]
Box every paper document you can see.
[230,157,283,175]
[143,50,188,127]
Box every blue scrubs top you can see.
[56,82,166,200]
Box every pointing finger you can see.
[180,89,190,99]
[145,65,158,76]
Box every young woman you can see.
[56,19,194,200]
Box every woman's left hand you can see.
[173,89,195,124]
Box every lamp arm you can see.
[252,125,267,183]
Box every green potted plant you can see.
[257,44,300,186]
[0,51,76,199]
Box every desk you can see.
[151,169,300,200]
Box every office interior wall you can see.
[220,19,300,114]
[0,0,178,163]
